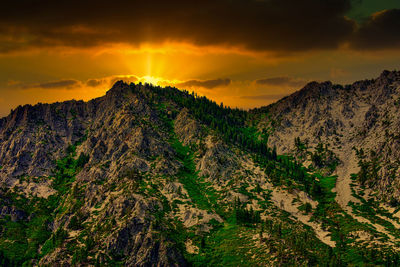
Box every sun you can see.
[140,75,162,85]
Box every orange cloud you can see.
[240,94,289,101]
[8,79,81,90]
[176,78,231,89]
[86,75,138,88]
[255,76,308,88]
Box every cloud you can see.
[240,94,289,101]
[86,79,104,87]
[6,75,140,91]
[0,0,358,54]
[255,76,307,87]
[9,79,81,90]
[86,75,138,87]
[37,79,79,89]
[3,1,399,53]
[176,78,231,89]
[351,9,400,50]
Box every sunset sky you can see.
[1,0,400,116]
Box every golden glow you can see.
[1,41,400,117]
[139,75,162,85]
[93,42,278,58]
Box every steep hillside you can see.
[254,70,400,202]
[253,70,400,256]
[1,74,400,266]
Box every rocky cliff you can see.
[255,70,400,203]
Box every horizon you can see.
[1,0,400,116]
[1,69,396,118]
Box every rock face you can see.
[2,72,400,266]
[0,100,90,184]
[254,70,400,202]
[0,82,188,266]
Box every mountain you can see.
[254,70,400,203]
[1,71,400,266]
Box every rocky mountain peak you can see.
[105,80,131,97]
[298,80,334,97]
[378,69,400,81]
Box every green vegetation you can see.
[133,83,400,265]
[0,193,56,265]
[171,138,220,212]
[311,143,339,173]
[190,223,273,266]
[233,198,261,225]
[187,204,335,266]
[0,133,90,265]
[1,82,400,266]
[146,85,339,265]
[354,148,381,186]
[349,174,400,239]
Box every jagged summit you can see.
[106,80,131,95]
[378,69,400,81]
[252,70,400,115]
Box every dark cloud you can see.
[6,75,139,91]
[9,79,80,90]
[351,9,400,49]
[86,79,103,87]
[86,76,137,87]
[176,78,231,89]
[0,0,355,53]
[0,1,398,54]
[240,94,289,100]
[256,77,307,87]
[38,79,79,89]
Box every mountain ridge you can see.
[1,70,400,266]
